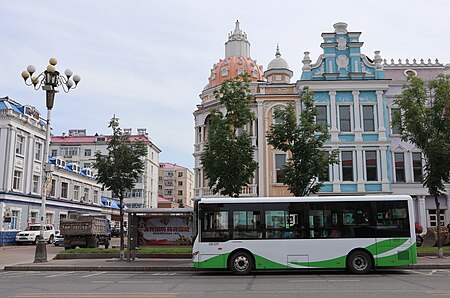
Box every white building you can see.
[0,97,114,245]
[50,128,161,209]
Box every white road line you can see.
[45,272,75,278]
[118,280,163,284]
[289,279,360,283]
[81,271,106,278]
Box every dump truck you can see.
[60,212,111,250]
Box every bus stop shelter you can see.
[126,208,193,261]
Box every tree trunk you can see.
[435,195,443,258]
[119,194,125,261]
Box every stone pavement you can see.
[3,255,450,272]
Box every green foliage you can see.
[93,117,147,199]
[266,87,339,196]
[93,116,147,257]
[393,74,450,197]
[200,74,258,197]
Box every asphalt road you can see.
[1,270,450,298]
[0,237,122,269]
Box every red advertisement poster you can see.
[137,216,192,246]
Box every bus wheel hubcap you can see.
[234,256,249,271]
[353,256,367,270]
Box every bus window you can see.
[232,211,262,239]
[376,201,409,237]
[201,211,229,242]
[265,211,287,239]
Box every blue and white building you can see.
[0,97,119,245]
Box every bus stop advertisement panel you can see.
[138,216,192,246]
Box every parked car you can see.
[15,224,55,245]
[110,227,120,237]
[53,230,64,246]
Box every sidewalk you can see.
[4,255,450,272]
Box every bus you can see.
[192,195,417,274]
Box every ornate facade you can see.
[193,21,450,230]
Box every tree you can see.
[393,74,450,258]
[201,74,258,197]
[93,116,147,260]
[266,87,339,196]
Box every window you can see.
[233,210,262,239]
[318,152,330,182]
[178,172,183,177]
[178,190,183,196]
[164,189,173,196]
[73,185,80,201]
[13,170,22,190]
[394,153,405,182]
[391,108,400,135]
[61,182,68,198]
[84,149,92,157]
[158,176,162,182]
[93,190,98,203]
[362,106,375,132]
[316,106,328,126]
[51,149,58,157]
[30,212,38,224]
[221,67,228,76]
[10,210,19,230]
[341,151,353,181]
[275,154,286,184]
[83,163,91,168]
[375,201,410,237]
[16,135,25,155]
[202,210,229,242]
[35,142,42,161]
[83,188,89,201]
[429,209,445,227]
[339,106,351,132]
[32,175,40,193]
[60,147,79,156]
[178,181,183,186]
[266,210,288,239]
[50,179,56,197]
[273,107,285,124]
[365,151,377,181]
[45,213,53,225]
[412,152,423,183]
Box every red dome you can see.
[207,56,263,89]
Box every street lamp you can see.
[21,57,80,263]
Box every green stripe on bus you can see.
[194,253,230,269]
[255,255,289,269]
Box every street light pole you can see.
[21,58,80,263]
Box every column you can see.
[0,127,9,190]
[418,196,427,230]
[329,91,339,142]
[295,98,301,120]
[5,127,17,190]
[257,99,265,196]
[356,147,364,192]
[353,90,362,141]
[380,146,389,192]
[332,146,340,193]
[376,90,387,141]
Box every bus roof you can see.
[198,195,412,204]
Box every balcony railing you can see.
[194,184,258,198]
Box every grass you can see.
[417,246,450,253]
[60,247,192,254]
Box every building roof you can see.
[205,21,263,90]
[159,162,189,170]
[51,135,149,143]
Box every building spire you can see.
[225,20,251,58]
[275,44,281,58]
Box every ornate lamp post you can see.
[21,58,80,262]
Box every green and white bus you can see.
[192,195,417,274]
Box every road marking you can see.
[152,273,176,276]
[45,272,75,278]
[289,279,360,283]
[427,293,450,296]
[81,271,106,278]
[118,280,163,284]
[14,293,177,298]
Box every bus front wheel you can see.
[229,251,253,275]
[347,250,372,274]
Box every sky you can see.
[1,1,449,170]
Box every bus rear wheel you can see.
[229,251,253,275]
[347,250,372,274]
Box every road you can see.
[1,270,450,298]
[0,237,122,269]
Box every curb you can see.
[54,253,192,260]
[4,264,450,272]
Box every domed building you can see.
[205,21,263,90]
